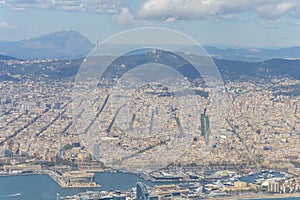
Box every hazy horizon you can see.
[1,1,300,48]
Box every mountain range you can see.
[0,31,300,61]
[205,46,300,61]
[0,31,95,60]
[1,50,300,83]
[0,31,299,93]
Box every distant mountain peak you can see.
[204,45,300,61]
[0,30,95,60]
[33,30,87,40]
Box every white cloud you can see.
[259,19,282,27]
[112,7,134,25]
[0,0,122,13]
[255,1,296,19]
[0,21,16,30]
[138,0,249,20]
[10,6,26,10]
[165,17,176,23]
[2,0,300,23]
[137,0,300,21]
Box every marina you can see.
[0,172,152,200]
[0,170,299,200]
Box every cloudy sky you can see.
[1,0,300,47]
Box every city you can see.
[0,54,300,199]
[1,0,300,199]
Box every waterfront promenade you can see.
[216,193,300,200]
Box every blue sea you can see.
[0,172,299,200]
[0,172,155,200]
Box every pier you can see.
[45,170,100,188]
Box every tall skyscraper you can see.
[93,143,100,161]
[130,113,136,131]
[201,108,210,145]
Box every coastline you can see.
[215,193,300,200]
[2,171,300,199]
[0,170,101,188]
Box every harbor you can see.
[0,172,154,200]
[46,170,100,188]
[2,168,300,200]
[0,163,100,189]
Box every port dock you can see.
[45,170,100,188]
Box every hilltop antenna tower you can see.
[96,40,99,51]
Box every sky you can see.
[1,0,300,48]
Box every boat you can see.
[254,178,265,183]
[4,193,21,197]
[267,174,274,178]
[223,181,234,186]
